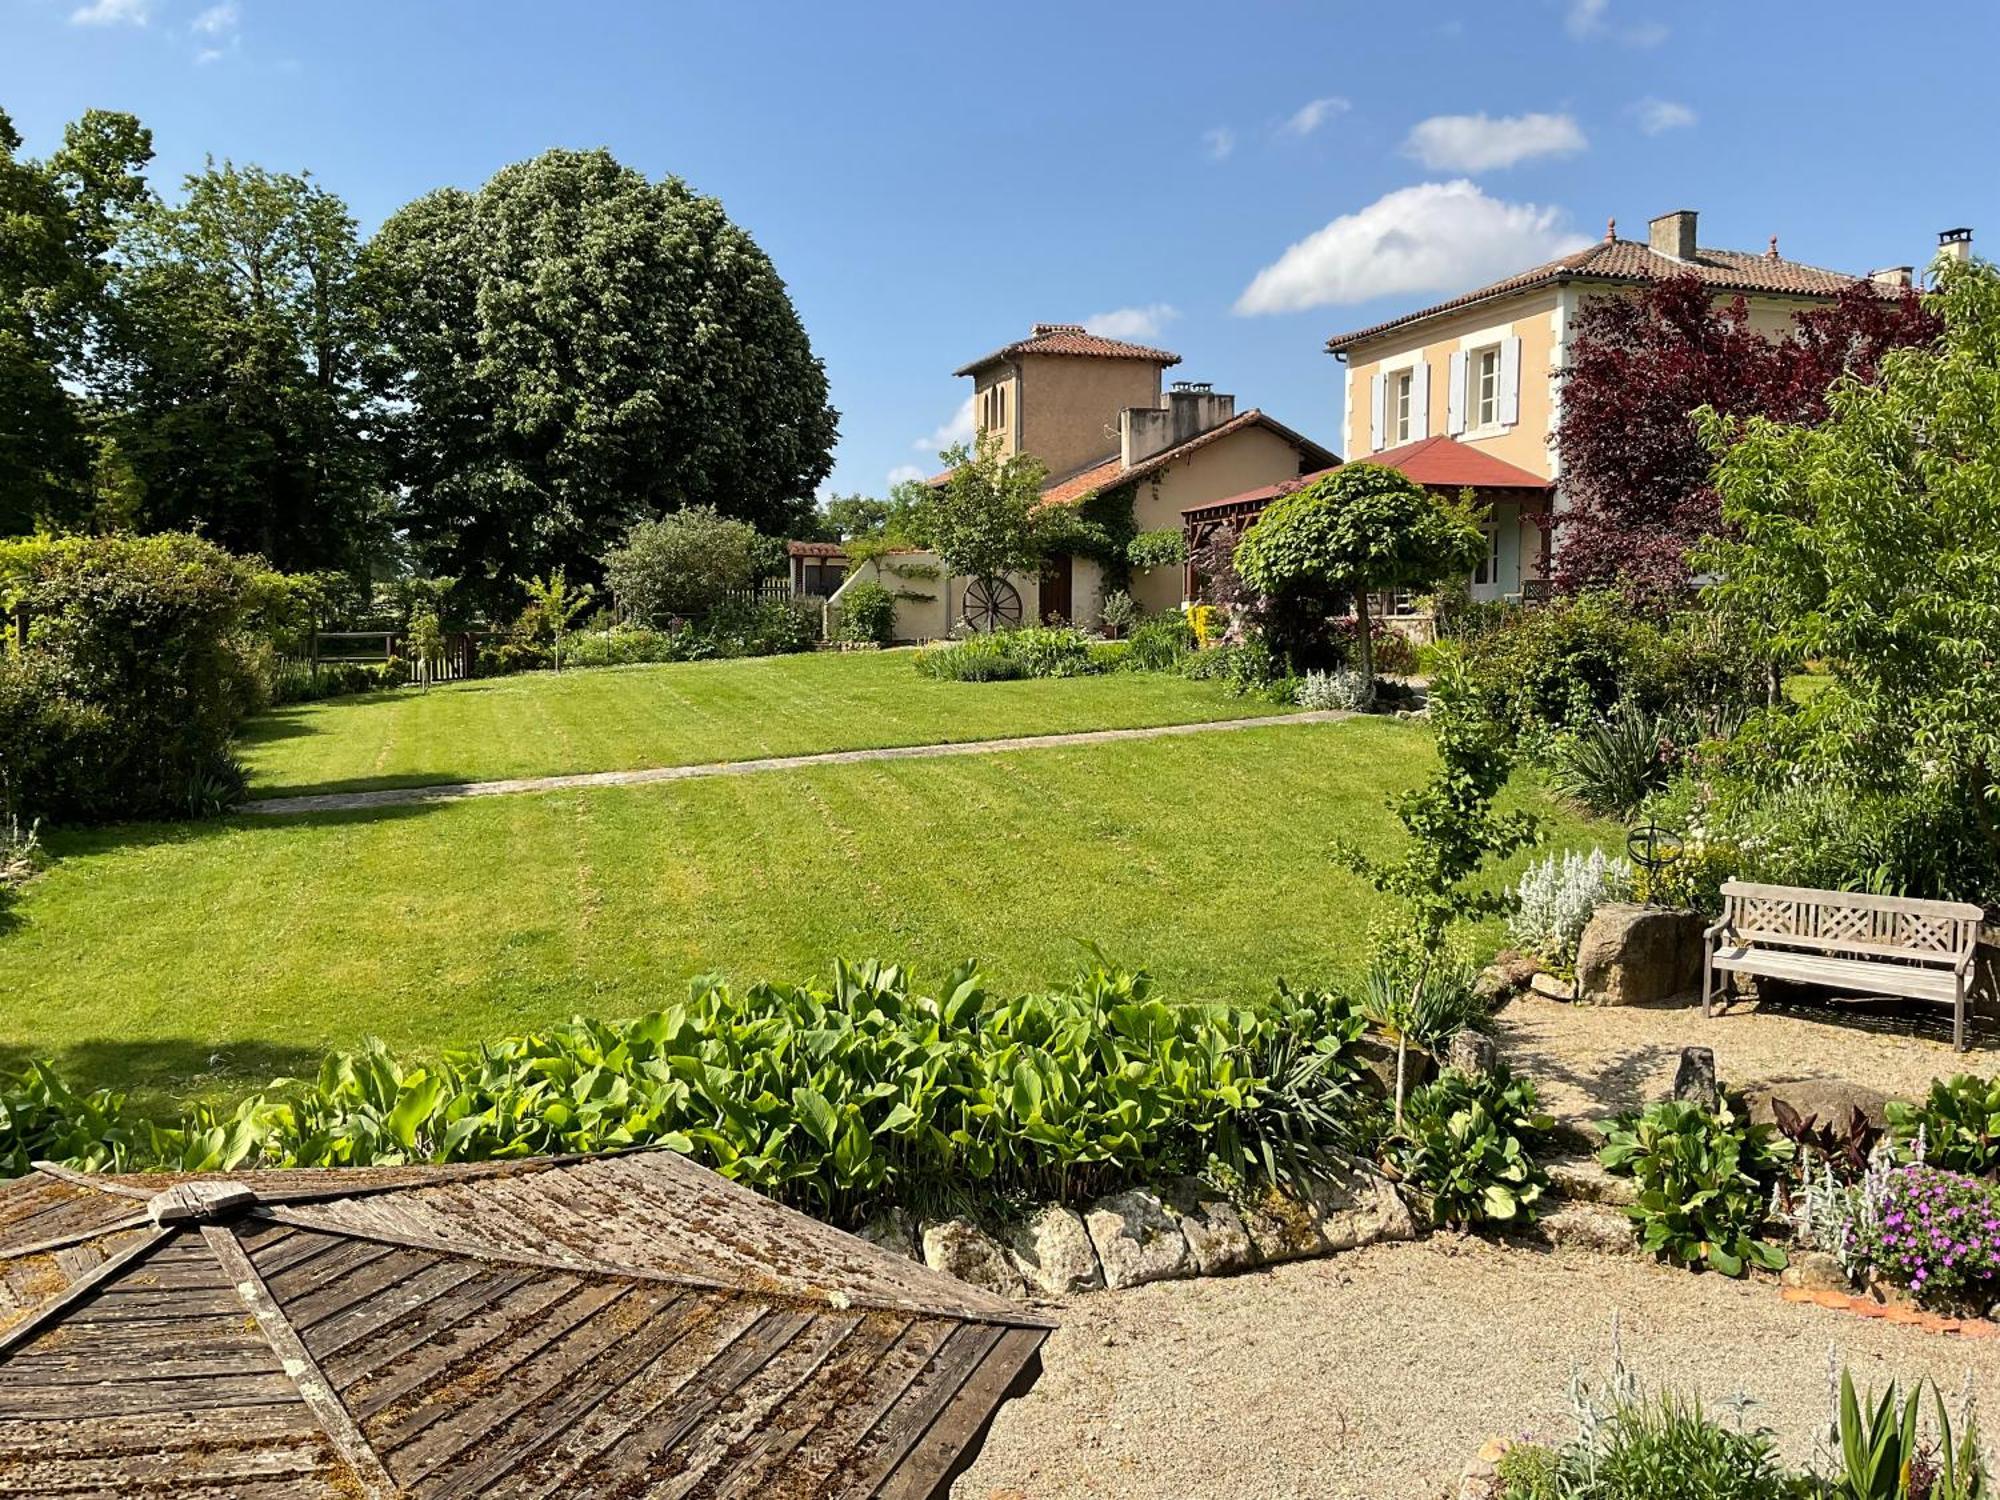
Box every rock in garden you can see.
[1527,971,1575,1002]
[1083,1189,1195,1289]
[1237,1187,1329,1264]
[1575,902,1704,1007]
[1476,949,1542,1007]
[1304,1168,1415,1251]
[856,1206,920,1260]
[1740,1077,1893,1131]
[1448,1030,1498,1077]
[1004,1204,1103,1295]
[1672,1046,1718,1111]
[1158,1177,1259,1276]
[1352,1035,1436,1100]
[1780,1250,1852,1294]
[921,1217,1027,1299]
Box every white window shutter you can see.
[1409,360,1430,439]
[1498,336,1522,426]
[1369,372,1385,452]
[1446,351,1467,435]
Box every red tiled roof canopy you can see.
[954,322,1182,377]
[1325,236,1879,353]
[787,540,847,558]
[1035,409,1338,510]
[1180,437,1548,523]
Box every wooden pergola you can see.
[0,1149,1051,1498]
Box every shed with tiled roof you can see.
[0,1150,1050,1499]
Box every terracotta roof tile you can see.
[954,322,1182,376]
[1033,409,1338,511]
[1180,436,1548,522]
[1324,237,1880,353]
[786,540,847,557]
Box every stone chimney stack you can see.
[1648,209,1698,261]
[1940,228,1975,266]
[1871,266,1915,289]
[1118,382,1235,468]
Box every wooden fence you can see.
[312,629,486,684]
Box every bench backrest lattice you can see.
[1722,881,1982,967]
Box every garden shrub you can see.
[12,962,1378,1226]
[1546,703,1693,819]
[705,596,818,657]
[1509,848,1635,967]
[1598,1099,1792,1275]
[1846,1162,2000,1309]
[1297,667,1372,712]
[1098,588,1139,638]
[267,658,402,705]
[1125,529,1188,571]
[836,580,897,645]
[1087,640,1132,673]
[1127,612,1194,670]
[0,1062,134,1176]
[913,634,1024,682]
[5,533,261,823]
[1572,1394,1792,1500]
[1003,626,1096,679]
[601,506,772,623]
[1886,1076,2000,1178]
[1394,1064,1551,1227]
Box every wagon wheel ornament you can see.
[960,575,1022,634]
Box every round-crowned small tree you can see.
[1234,465,1484,689]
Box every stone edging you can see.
[1777,1283,2000,1338]
[859,1165,1415,1300]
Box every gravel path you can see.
[238,710,1349,816]
[954,1236,2000,1500]
[1494,990,2000,1128]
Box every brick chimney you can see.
[1871,266,1915,289]
[1940,228,1975,266]
[1648,209,1698,261]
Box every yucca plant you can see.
[1833,1371,1988,1499]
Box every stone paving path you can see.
[241,709,1351,817]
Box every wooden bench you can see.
[1703,881,1985,1050]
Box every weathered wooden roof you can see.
[0,1150,1052,1498]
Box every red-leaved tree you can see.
[1553,275,1938,604]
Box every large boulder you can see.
[1084,1189,1195,1289]
[1004,1204,1103,1296]
[1575,903,1704,1007]
[1158,1177,1259,1276]
[1739,1077,1894,1131]
[921,1217,1027,1299]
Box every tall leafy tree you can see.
[0,107,152,535]
[1698,257,2000,881]
[369,149,838,612]
[1555,275,1938,604]
[105,162,384,572]
[920,431,1044,590]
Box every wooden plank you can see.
[201,1223,398,1500]
[0,1400,318,1456]
[302,1258,486,1360]
[872,1327,1046,1500]
[0,1437,337,1493]
[828,1322,1007,1500]
[1720,880,1985,920]
[1716,947,1958,1000]
[263,1239,400,1302]
[322,1268,554,1395]
[0,1214,150,1263]
[0,1368,303,1420]
[0,1227,169,1361]
[65,1284,247,1323]
[273,1247,430,1331]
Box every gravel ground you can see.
[1494,990,2000,1129]
[954,1236,2000,1500]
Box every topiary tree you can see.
[1234,465,1484,688]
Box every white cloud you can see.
[69,0,149,25]
[1201,127,1236,162]
[911,395,975,456]
[886,464,927,485]
[1565,0,1667,46]
[1632,97,1697,135]
[1402,112,1587,172]
[1234,179,1593,315]
[1280,97,1350,139]
[191,1,238,33]
[1083,304,1179,340]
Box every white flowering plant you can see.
[1509,847,1635,967]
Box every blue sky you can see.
[6,0,1996,501]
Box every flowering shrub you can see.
[1185,602,1219,649]
[1847,1162,2000,1308]
[1509,848,1634,966]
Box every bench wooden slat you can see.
[1706,880,1984,1050]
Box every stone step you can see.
[1528,1201,1640,1256]
[1541,1153,1637,1209]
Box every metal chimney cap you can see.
[1940,227,1974,244]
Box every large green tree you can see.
[1699,257,2000,873]
[369,149,838,612]
[1234,464,1484,684]
[105,161,384,573]
[0,107,152,535]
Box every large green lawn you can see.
[241,649,1304,797]
[4,713,1611,1111]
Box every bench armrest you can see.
[1703,917,1735,943]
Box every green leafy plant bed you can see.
[1598,1099,1793,1275]
[1,960,1385,1229]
